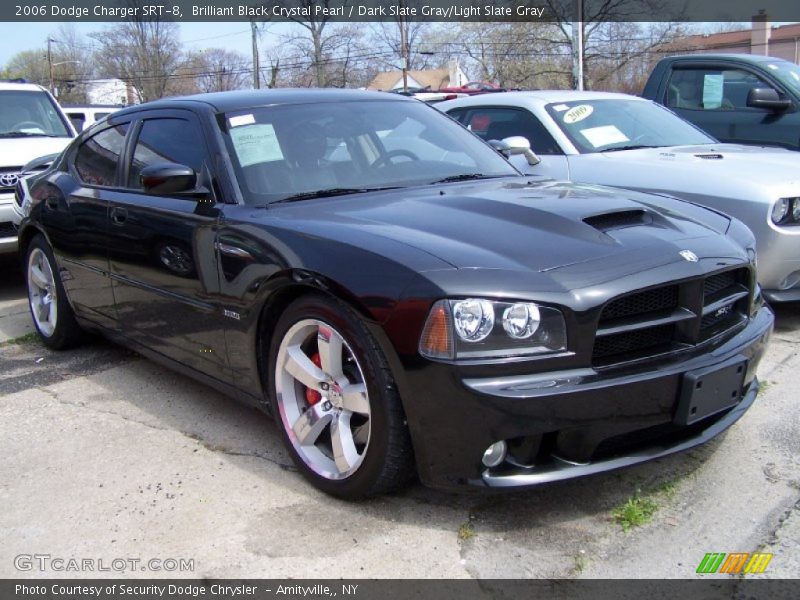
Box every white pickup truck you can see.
[0,81,75,255]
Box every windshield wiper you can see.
[0,132,60,138]
[270,186,400,204]
[429,173,501,184]
[598,144,663,153]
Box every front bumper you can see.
[753,221,800,303]
[402,306,773,490]
[0,193,19,255]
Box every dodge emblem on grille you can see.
[679,250,698,262]
[0,172,20,188]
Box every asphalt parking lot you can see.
[1,255,798,580]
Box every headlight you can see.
[772,197,800,225]
[772,198,789,224]
[419,298,567,360]
[792,198,800,222]
[502,302,540,339]
[452,299,494,342]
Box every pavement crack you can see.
[207,447,297,471]
[38,386,296,471]
[762,495,800,547]
[37,387,174,434]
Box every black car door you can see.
[106,109,229,381]
[665,63,799,149]
[45,120,131,328]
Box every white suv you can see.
[0,82,75,255]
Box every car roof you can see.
[114,88,411,116]
[438,90,648,111]
[0,82,50,92]
[661,53,785,63]
[62,104,123,110]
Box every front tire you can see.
[25,234,84,349]
[268,294,414,499]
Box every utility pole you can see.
[400,25,408,92]
[399,1,408,92]
[251,20,260,89]
[572,0,584,90]
[47,37,55,96]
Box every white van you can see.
[62,104,121,132]
[0,82,75,255]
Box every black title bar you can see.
[5,0,800,22]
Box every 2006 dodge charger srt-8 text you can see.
[18,90,773,498]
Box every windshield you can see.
[765,59,800,95]
[545,99,715,153]
[221,99,519,205]
[0,90,72,138]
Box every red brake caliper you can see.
[305,352,323,406]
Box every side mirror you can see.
[140,162,201,196]
[488,136,541,166]
[746,87,792,111]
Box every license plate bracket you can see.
[674,356,748,426]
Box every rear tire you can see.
[268,294,415,499]
[25,234,84,350]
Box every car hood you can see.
[272,178,740,273]
[0,137,71,167]
[594,143,800,188]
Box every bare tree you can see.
[3,24,95,102]
[184,48,251,93]
[264,0,338,86]
[542,0,688,89]
[276,21,369,88]
[90,16,182,101]
[369,20,436,72]
[431,22,571,89]
[49,24,97,103]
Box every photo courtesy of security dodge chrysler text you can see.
[18,89,773,498]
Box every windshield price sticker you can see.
[580,125,630,148]
[230,123,284,166]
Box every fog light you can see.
[482,441,507,468]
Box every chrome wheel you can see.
[27,247,58,337]
[275,319,371,480]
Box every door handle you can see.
[215,242,253,260]
[110,206,128,225]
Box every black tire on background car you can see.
[268,294,415,499]
[25,234,84,350]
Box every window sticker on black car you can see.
[229,114,255,127]
[230,123,284,166]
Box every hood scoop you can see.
[695,153,724,160]
[583,209,652,232]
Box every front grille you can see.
[593,324,675,361]
[592,268,750,366]
[600,285,678,321]
[0,221,16,237]
[704,271,736,297]
[700,268,749,338]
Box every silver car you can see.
[440,91,800,302]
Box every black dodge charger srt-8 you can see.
[18,89,773,498]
